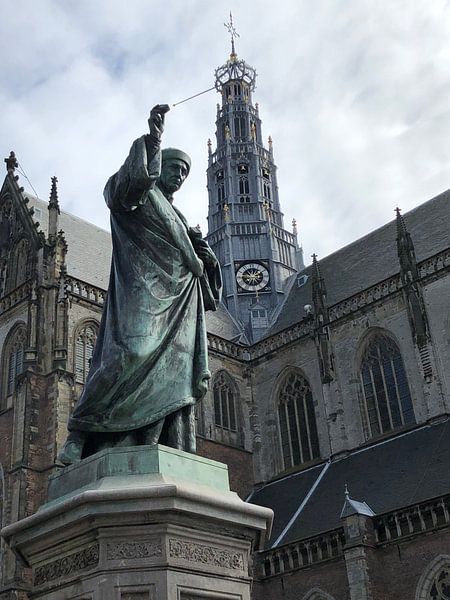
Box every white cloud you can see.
[1,0,450,263]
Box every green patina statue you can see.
[58,105,222,465]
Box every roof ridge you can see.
[25,192,110,235]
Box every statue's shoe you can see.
[56,436,84,466]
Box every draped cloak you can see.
[68,136,221,433]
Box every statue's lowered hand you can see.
[148,104,170,140]
[196,245,218,268]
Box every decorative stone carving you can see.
[428,564,450,599]
[34,543,99,585]
[106,540,162,560]
[168,538,244,570]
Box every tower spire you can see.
[224,12,240,59]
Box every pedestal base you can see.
[2,446,272,600]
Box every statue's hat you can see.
[162,148,191,174]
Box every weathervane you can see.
[224,12,240,57]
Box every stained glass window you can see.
[2,325,26,399]
[213,372,237,431]
[278,372,320,469]
[360,333,415,438]
[75,323,98,384]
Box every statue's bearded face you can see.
[159,159,189,194]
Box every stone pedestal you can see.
[2,445,272,600]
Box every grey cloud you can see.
[1,0,450,263]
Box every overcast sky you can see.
[1,0,450,263]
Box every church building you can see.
[0,39,449,600]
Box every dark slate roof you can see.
[269,190,450,336]
[26,195,243,342]
[249,418,450,548]
[27,195,112,289]
[206,301,246,341]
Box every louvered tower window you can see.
[278,372,320,469]
[75,324,97,384]
[2,325,26,399]
[217,182,225,204]
[359,333,415,438]
[213,371,237,431]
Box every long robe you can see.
[68,136,221,433]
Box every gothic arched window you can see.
[278,371,320,469]
[217,182,225,203]
[74,322,98,384]
[213,371,237,432]
[416,555,450,600]
[234,115,247,140]
[263,181,272,200]
[239,177,249,195]
[2,324,26,401]
[359,332,415,438]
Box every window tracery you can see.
[277,371,320,469]
[359,332,415,438]
[416,555,450,600]
[2,324,26,402]
[74,322,98,384]
[213,371,237,432]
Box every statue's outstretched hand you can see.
[148,104,170,140]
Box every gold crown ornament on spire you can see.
[215,13,257,93]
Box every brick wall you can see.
[253,556,349,600]
[196,436,254,499]
[371,527,450,599]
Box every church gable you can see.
[0,155,44,298]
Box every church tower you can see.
[206,21,303,341]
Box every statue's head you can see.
[159,148,191,194]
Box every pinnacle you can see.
[49,176,60,213]
[4,151,18,173]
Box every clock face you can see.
[236,262,270,292]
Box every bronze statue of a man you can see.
[58,105,221,465]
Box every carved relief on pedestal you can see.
[106,540,162,560]
[33,543,99,586]
[168,538,244,571]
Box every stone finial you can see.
[292,218,298,236]
[207,139,212,155]
[268,136,273,152]
[49,176,60,214]
[5,151,18,173]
